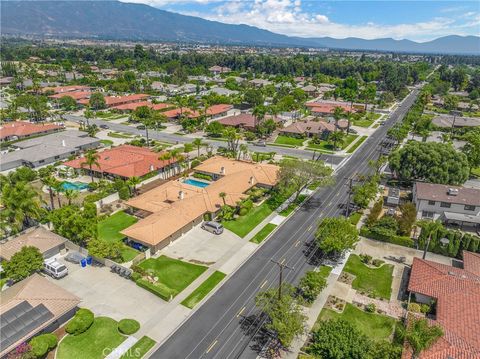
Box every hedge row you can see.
[418,226,480,258]
[65,308,94,335]
[360,228,414,248]
[135,279,175,302]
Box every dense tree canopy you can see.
[3,246,44,282]
[389,141,470,185]
[315,217,359,258]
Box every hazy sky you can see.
[120,0,480,42]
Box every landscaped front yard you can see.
[136,256,207,299]
[98,211,139,262]
[343,254,394,299]
[57,317,126,359]
[307,134,358,152]
[316,303,398,341]
[274,135,305,147]
[222,201,273,237]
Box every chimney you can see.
[178,190,184,200]
[249,176,255,185]
[62,139,66,147]
[220,166,225,175]
[150,164,154,171]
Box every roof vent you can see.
[178,190,184,200]
[220,166,225,175]
[249,176,255,185]
[447,188,458,196]
[448,271,456,276]
[150,164,154,171]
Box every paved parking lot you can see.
[46,255,166,325]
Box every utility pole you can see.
[270,259,294,300]
[345,175,355,218]
[422,234,432,260]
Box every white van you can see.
[44,258,68,279]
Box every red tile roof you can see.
[307,102,356,114]
[162,107,200,119]
[217,113,256,129]
[49,91,92,101]
[281,120,335,135]
[63,145,176,178]
[206,104,233,116]
[78,94,149,107]
[110,101,172,112]
[0,121,63,140]
[405,253,480,359]
[42,85,91,94]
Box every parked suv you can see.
[201,221,224,235]
[43,258,68,279]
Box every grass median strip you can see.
[250,223,278,244]
[120,336,156,359]
[346,135,368,153]
[181,271,226,309]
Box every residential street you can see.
[149,88,421,359]
[62,114,345,165]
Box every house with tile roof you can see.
[121,156,278,253]
[63,145,178,180]
[0,121,64,141]
[279,119,335,139]
[0,274,80,357]
[404,252,480,359]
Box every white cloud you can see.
[123,0,480,42]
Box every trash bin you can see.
[86,256,92,265]
[81,258,87,267]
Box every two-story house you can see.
[413,181,480,230]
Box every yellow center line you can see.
[260,280,268,288]
[295,240,300,247]
[206,340,218,353]
[307,225,312,232]
[236,306,246,317]
[280,258,286,265]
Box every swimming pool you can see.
[60,181,89,191]
[183,178,210,188]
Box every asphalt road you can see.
[63,114,345,165]
[149,88,420,359]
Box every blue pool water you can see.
[61,181,89,191]
[183,178,210,188]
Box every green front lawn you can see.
[343,254,394,299]
[119,336,156,359]
[346,135,367,153]
[317,265,333,277]
[108,132,133,139]
[274,135,305,146]
[223,201,273,238]
[472,167,480,178]
[100,139,114,146]
[57,317,126,359]
[98,211,139,263]
[181,271,226,309]
[307,134,358,152]
[316,303,398,341]
[349,211,362,225]
[250,223,277,244]
[138,256,208,297]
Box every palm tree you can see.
[252,105,266,129]
[64,189,79,205]
[53,180,63,208]
[158,151,173,179]
[328,131,345,150]
[405,318,443,359]
[1,181,43,234]
[84,108,94,127]
[82,149,101,183]
[192,138,205,157]
[41,176,57,210]
[219,192,227,206]
[127,176,141,196]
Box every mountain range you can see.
[1,0,479,54]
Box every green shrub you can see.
[118,319,140,335]
[365,303,376,313]
[88,182,99,191]
[360,228,414,247]
[420,304,431,314]
[372,259,384,267]
[193,172,212,181]
[29,333,58,358]
[366,200,383,227]
[359,254,372,264]
[65,308,94,335]
[238,207,248,216]
[191,159,201,168]
[408,303,421,313]
[131,272,141,281]
[118,186,130,200]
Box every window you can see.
[440,202,451,208]
[422,211,434,218]
[428,200,436,205]
[465,205,476,211]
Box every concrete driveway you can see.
[46,256,166,326]
[160,225,241,265]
